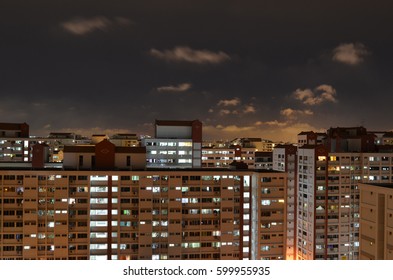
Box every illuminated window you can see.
[261,200,271,205]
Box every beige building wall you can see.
[252,173,287,260]
[0,169,286,260]
[272,146,296,260]
[359,183,393,260]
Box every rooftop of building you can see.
[0,163,285,173]
[326,126,370,138]
[0,122,28,130]
[155,119,201,126]
[111,134,138,139]
[362,183,393,190]
[145,167,284,173]
[274,144,296,148]
[48,132,76,138]
[63,145,146,153]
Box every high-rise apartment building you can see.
[254,152,273,170]
[0,130,287,260]
[0,122,30,162]
[358,183,393,260]
[297,131,326,147]
[142,120,202,169]
[201,138,275,170]
[273,127,393,260]
[201,145,256,169]
[272,144,297,260]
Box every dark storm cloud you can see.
[1,0,393,141]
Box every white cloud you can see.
[217,97,241,107]
[293,84,337,105]
[280,108,313,119]
[212,98,257,117]
[255,120,288,127]
[203,122,322,143]
[156,83,192,93]
[218,125,255,133]
[332,43,369,65]
[280,108,296,118]
[219,109,232,116]
[149,46,230,64]
[243,104,256,114]
[61,16,132,35]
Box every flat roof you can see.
[361,183,393,190]
[0,122,28,129]
[145,168,284,173]
[155,120,200,126]
[0,167,285,173]
[63,145,146,154]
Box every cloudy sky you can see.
[1,0,392,142]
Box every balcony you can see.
[328,238,339,243]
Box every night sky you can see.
[1,0,393,142]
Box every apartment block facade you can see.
[201,146,256,169]
[0,168,286,260]
[273,127,393,260]
[272,144,297,260]
[359,183,393,260]
[142,120,202,169]
[295,145,362,260]
[0,134,287,260]
[0,122,30,162]
[201,138,274,170]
